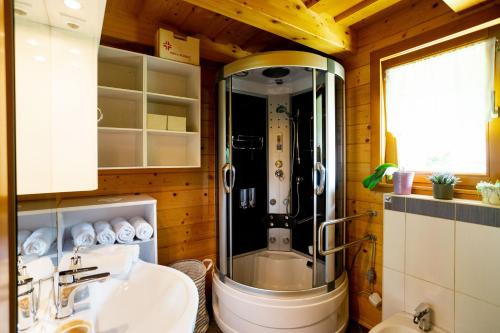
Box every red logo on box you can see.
[163,41,173,51]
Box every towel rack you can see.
[318,210,377,256]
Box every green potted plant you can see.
[428,172,460,200]
[362,163,398,190]
[476,181,500,205]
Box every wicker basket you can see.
[169,259,213,333]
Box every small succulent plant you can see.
[476,181,500,205]
[428,172,460,185]
[476,180,500,192]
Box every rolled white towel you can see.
[129,216,153,241]
[22,227,56,256]
[94,221,116,245]
[110,217,135,244]
[17,229,31,255]
[71,222,96,247]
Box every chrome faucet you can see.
[55,249,110,319]
[17,256,39,331]
[413,303,432,332]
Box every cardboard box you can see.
[147,114,167,130]
[155,28,199,65]
[167,115,187,132]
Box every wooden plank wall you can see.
[342,0,496,327]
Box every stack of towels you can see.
[70,216,153,247]
[18,227,57,256]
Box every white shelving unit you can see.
[97,45,201,169]
[17,195,158,264]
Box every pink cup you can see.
[393,171,415,195]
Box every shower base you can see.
[212,250,349,333]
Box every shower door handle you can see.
[222,164,236,193]
[314,162,326,195]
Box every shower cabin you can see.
[215,51,348,333]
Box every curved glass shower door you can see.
[218,58,346,293]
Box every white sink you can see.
[95,261,198,333]
[27,259,198,333]
[370,313,448,333]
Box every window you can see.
[374,29,500,190]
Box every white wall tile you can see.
[382,267,405,320]
[405,275,454,332]
[456,222,500,307]
[383,209,405,272]
[405,213,454,289]
[455,292,500,333]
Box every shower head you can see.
[276,105,294,119]
[262,67,290,79]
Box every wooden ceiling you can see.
[101,0,493,63]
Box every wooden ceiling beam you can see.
[311,0,366,17]
[181,0,354,54]
[441,0,489,12]
[332,0,403,26]
[101,8,252,63]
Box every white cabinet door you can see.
[15,19,98,194]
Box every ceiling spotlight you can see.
[234,71,249,77]
[64,0,82,10]
[67,22,80,29]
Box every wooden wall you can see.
[342,0,498,327]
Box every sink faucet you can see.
[56,249,110,319]
[413,303,432,332]
[17,256,39,331]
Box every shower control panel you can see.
[265,214,294,229]
[268,228,291,252]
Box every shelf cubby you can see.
[146,55,200,99]
[98,46,143,91]
[98,128,143,168]
[97,46,201,169]
[98,86,143,129]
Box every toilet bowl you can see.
[369,312,448,333]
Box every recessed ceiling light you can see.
[67,22,79,29]
[64,0,82,10]
[14,8,27,16]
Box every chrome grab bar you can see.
[318,210,377,256]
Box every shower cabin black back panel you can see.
[231,92,268,256]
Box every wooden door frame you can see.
[0,0,17,331]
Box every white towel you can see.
[59,244,140,278]
[94,221,116,245]
[71,222,96,247]
[17,229,31,255]
[22,227,56,256]
[129,216,153,241]
[110,217,135,244]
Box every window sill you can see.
[375,182,481,201]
